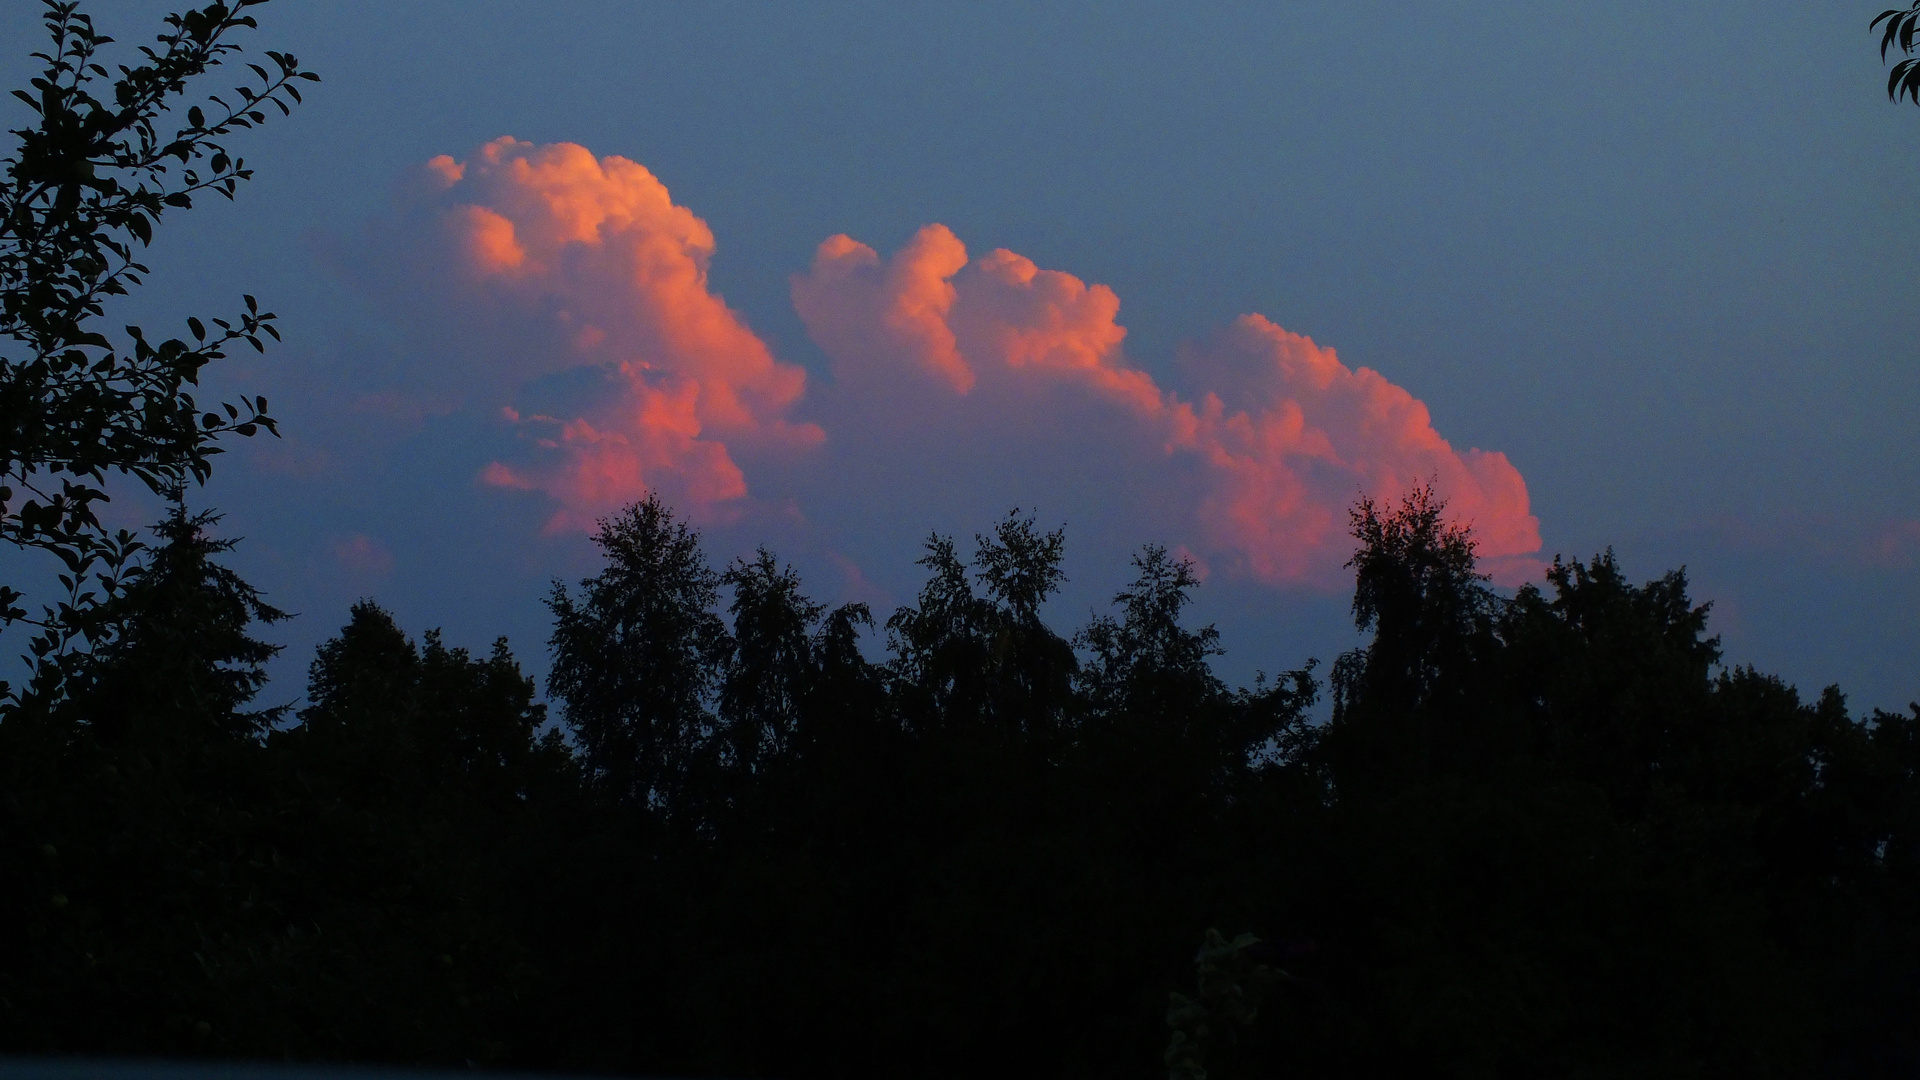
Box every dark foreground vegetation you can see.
[2,491,1918,1079]
[4,2,1919,1077]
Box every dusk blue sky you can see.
[4,2,1916,711]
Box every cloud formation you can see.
[388,137,820,528]
[794,225,1540,583]
[1176,314,1538,580]
[366,140,1537,584]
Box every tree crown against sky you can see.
[0,0,311,695]
[7,483,1916,1077]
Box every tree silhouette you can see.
[547,494,730,817]
[36,504,286,745]
[1875,3,1920,104]
[0,0,314,689]
[0,509,291,1054]
[886,510,1078,741]
[1,486,1916,1076]
[719,548,825,777]
[1077,545,1226,718]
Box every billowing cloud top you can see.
[1176,314,1539,581]
[372,139,1539,584]
[794,225,1540,584]
[402,137,820,528]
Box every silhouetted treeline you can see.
[2,491,1917,1079]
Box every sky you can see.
[3,1,1917,712]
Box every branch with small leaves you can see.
[1873,4,1920,104]
[0,0,313,698]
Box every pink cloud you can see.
[1173,314,1540,582]
[392,138,820,525]
[794,226,973,394]
[794,225,1158,414]
[368,143,1540,587]
[794,225,1541,585]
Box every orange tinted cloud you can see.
[1174,314,1540,581]
[793,226,973,393]
[375,144,1538,583]
[483,392,748,534]
[794,226,1540,584]
[405,138,818,524]
[796,225,1157,413]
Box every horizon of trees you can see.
[0,487,1916,1078]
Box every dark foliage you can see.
[7,489,1916,1078]
[1876,3,1920,105]
[0,0,313,691]
[546,493,732,818]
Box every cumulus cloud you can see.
[357,140,1538,585]
[366,137,819,528]
[794,225,1540,584]
[1174,314,1539,581]
[794,224,1157,415]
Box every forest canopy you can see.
[2,488,1917,1078]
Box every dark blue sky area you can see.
[2,2,1914,710]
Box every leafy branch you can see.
[0,0,315,697]
[1873,3,1920,104]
